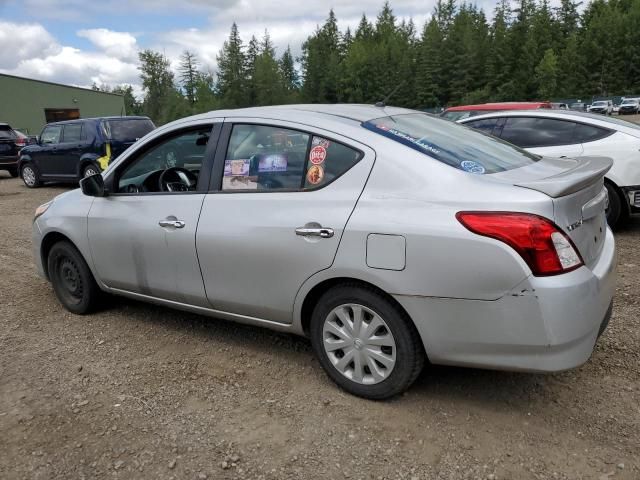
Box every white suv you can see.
[460,110,640,227]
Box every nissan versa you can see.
[32,105,616,399]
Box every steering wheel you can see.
[159,167,198,192]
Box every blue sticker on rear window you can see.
[460,160,485,174]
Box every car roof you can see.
[0,122,11,128]
[458,109,640,135]
[184,104,417,124]
[445,102,550,112]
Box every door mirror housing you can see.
[79,173,107,197]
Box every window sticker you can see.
[460,160,486,174]
[312,137,331,148]
[258,153,288,173]
[223,159,257,190]
[309,145,327,165]
[306,164,324,185]
[373,124,441,156]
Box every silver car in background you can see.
[32,104,616,399]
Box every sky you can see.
[0,0,495,97]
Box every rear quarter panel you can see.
[583,131,640,187]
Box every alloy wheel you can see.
[322,303,396,385]
[22,166,36,186]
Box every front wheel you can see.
[48,241,101,314]
[310,284,425,400]
[21,164,41,188]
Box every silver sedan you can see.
[32,104,616,399]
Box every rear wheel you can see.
[21,164,40,188]
[48,241,100,314]
[310,284,425,400]
[605,182,624,228]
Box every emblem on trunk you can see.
[567,219,584,231]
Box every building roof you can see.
[0,73,124,97]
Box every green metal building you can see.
[0,73,125,135]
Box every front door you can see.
[196,120,375,323]
[37,124,63,176]
[88,123,218,306]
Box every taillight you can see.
[15,138,26,147]
[456,212,583,276]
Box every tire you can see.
[310,284,425,400]
[82,164,100,178]
[605,182,624,229]
[8,167,18,178]
[47,241,101,314]
[21,163,41,188]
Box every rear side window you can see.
[222,124,362,191]
[41,125,62,144]
[573,124,612,143]
[62,124,83,142]
[499,117,576,148]
[103,119,155,141]
[363,113,539,175]
[464,118,499,135]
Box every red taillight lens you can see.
[15,138,26,147]
[456,212,583,276]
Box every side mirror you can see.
[79,173,107,197]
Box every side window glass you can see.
[117,127,211,193]
[222,125,310,191]
[500,117,576,148]
[62,124,82,143]
[304,136,362,188]
[574,124,612,143]
[41,126,62,144]
[465,118,499,135]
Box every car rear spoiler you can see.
[510,156,613,198]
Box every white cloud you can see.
[0,21,61,69]
[77,28,139,62]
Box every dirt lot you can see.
[1,174,638,480]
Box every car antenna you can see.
[375,80,407,108]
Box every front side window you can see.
[363,113,539,175]
[62,124,83,142]
[499,117,577,148]
[41,125,62,144]
[117,127,211,193]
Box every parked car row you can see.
[0,123,36,177]
[459,109,640,227]
[33,104,615,399]
[13,116,155,188]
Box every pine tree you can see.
[138,49,176,124]
[279,45,299,96]
[253,30,285,106]
[179,50,199,105]
[535,48,559,99]
[216,23,248,108]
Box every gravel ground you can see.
[0,173,638,480]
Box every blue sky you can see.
[0,0,498,96]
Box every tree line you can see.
[94,0,640,125]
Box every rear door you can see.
[54,123,85,177]
[196,119,375,324]
[497,116,584,158]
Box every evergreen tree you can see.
[112,85,141,115]
[279,45,299,97]
[179,50,199,105]
[253,30,286,105]
[535,48,559,98]
[216,23,248,108]
[138,49,176,124]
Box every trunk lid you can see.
[491,156,612,267]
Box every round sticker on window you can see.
[460,160,486,174]
[309,145,327,165]
[306,165,324,185]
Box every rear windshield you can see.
[441,110,490,121]
[102,118,155,141]
[363,113,540,174]
[0,126,15,140]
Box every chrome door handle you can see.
[158,219,185,229]
[295,227,334,238]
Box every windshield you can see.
[592,101,607,106]
[621,100,638,105]
[363,113,540,174]
[102,118,155,142]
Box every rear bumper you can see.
[622,185,640,215]
[0,155,19,168]
[395,227,616,372]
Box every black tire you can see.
[21,163,41,188]
[82,164,100,179]
[47,241,101,314]
[8,167,18,178]
[310,284,425,400]
[605,182,624,229]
